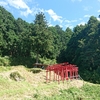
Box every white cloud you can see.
[46,9,63,23]
[20,8,32,16]
[48,23,53,27]
[47,18,53,27]
[7,0,32,16]
[98,10,100,13]
[65,19,77,23]
[84,15,91,18]
[0,0,33,17]
[97,18,100,21]
[65,24,74,29]
[59,25,63,28]
[0,1,7,6]
[71,20,77,22]
[7,0,27,9]
[78,22,86,26]
[65,20,70,23]
[32,8,45,17]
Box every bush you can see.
[10,71,25,81]
[0,66,11,72]
[0,56,10,66]
[40,57,56,65]
[29,68,42,73]
[10,57,35,68]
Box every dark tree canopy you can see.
[64,16,100,83]
[30,12,54,63]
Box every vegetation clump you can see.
[0,56,10,66]
[10,71,25,81]
[29,68,42,73]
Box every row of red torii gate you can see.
[46,62,78,83]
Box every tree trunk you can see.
[36,52,39,64]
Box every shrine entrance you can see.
[46,62,78,83]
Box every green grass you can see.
[0,76,33,97]
[29,68,42,73]
[41,84,100,100]
[0,66,100,100]
[0,66,11,72]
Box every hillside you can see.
[0,66,100,100]
[65,16,100,83]
[1,6,100,84]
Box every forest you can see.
[0,6,100,84]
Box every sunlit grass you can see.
[0,66,100,100]
[0,66,11,72]
[42,83,100,100]
[0,76,33,97]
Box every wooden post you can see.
[58,70,60,84]
[53,70,55,81]
[65,68,68,80]
[49,70,51,82]
[46,70,48,83]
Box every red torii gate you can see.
[46,62,78,83]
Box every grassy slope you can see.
[0,66,100,100]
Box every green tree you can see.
[31,12,53,63]
[65,16,100,83]
[48,26,62,59]
[56,27,73,62]
[15,18,31,57]
[0,6,17,56]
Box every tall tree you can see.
[15,18,31,57]
[31,12,53,63]
[55,27,73,62]
[0,6,17,56]
[65,16,100,83]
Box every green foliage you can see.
[40,57,56,65]
[1,6,100,83]
[81,83,100,99]
[10,57,35,68]
[0,56,35,68]
[64,16,100,83]
[0,56,10,66]
[42,84,100,100]
[0,66,11,72]
[0,6,72,67]
[33,93,39,99]
[31,12,54,63]
[10,71,25,81]
[29,68,42,73]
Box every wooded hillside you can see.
[64,16,100,83]
[0,6,100,83]
[0,6,72,65]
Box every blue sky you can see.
[0,0,100,30]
